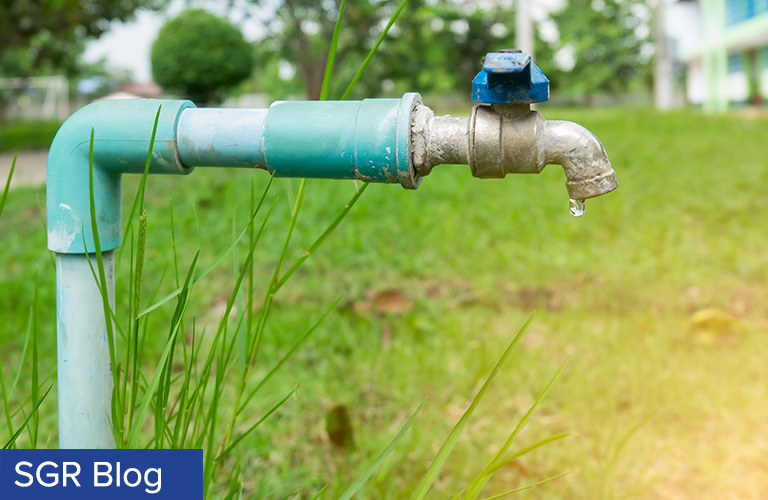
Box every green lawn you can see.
[0,119,61,152]
[1,106,767,499]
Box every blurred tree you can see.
[0,0,165,120]
[373,0,525,96]
[0,0,165,78]
[151,10,254,105]
[247,0,553,100]
[548,0,651,98]
[247,0,384,99]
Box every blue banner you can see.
[0,449,202,499]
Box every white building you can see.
[667,0,768,110]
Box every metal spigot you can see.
[412,50,618,215]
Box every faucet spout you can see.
[541,120,618,200]
[411,102,618,202]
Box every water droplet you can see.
[569,198,586,217]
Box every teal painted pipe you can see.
[48,94,423,449]
[47,99,195,449]
[177,108,268,168]
[263,93,422,188]
[48,93,422,255]
[57,252,116,449]
[47,99,194,254]
[176,92,423,188]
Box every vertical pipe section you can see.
[57,252,116,449]
[48,100,193,449]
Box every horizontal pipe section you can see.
[177,108,268,168]
[263,93,421,189]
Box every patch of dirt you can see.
[0,150,48,189]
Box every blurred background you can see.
[0,0,763,120]
[1,0,768,499]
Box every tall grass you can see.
[1,154,53,450]
[2,1,566,497]
[70,4,423,496]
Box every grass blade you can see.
[236,296,343,416]
[119,105,161,263]
[2,384,53,449]
[126,250,200,448]
[223,463,243,500]
[30,273,39,447]
[273,179,306,285]
[10,306,33,393]
[215,387,297,461]
[338,399,425,500]
[87,129,118,390]
[169,200,181,288]
[461,357,569,500]
[474,433,571,482]
[273,182,369,292]
[310,485,327,500]
[319,0,347,100]
[0,153,17,218]
[0,359,13,441]
[480,472,570,500]
[139,176,274,317]
[340,0,409,100]
[247,179,306,362]
[409,313,535,500]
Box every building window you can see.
[728,53,744,73]
[726,0,737,24]
[726,0,764,24]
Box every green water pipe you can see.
[48,53,619,449]
[48,93,425,448]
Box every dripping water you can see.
[569,198,585,217]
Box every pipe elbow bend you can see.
[542,120,618,200]
[47,99,194,254]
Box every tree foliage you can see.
[248,0,386,99]
[151,9,254,105]
[548,0,651,95]
[247,0,560,100]
[373,0,556,97]
[0,0,164,78]
[246,0,648,100]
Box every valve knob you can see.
[471,51,550,104]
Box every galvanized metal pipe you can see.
[411,104,469,177]
[412,103,618,200]
[540,120,618,200]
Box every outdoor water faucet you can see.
[47,50,618,448]
[410,51,618,214]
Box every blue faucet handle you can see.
[472,51,550,104]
